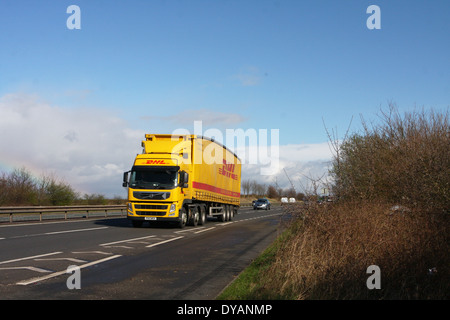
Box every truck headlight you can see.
[128,203,133,214]
[169,203,176,213]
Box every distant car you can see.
[281,197,288,203]
[289,197,296,203]
[253,198,271,210]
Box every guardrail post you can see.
[10,213,12,223]
[39,212,42,222]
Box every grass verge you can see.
[217,220,299,300]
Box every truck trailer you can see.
[123,134,241,228]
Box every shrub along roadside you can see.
[330,106,449,213]
[0,167,125,206]
[219,106,449,300]
[0,167,78,206]
[219,202,449,300]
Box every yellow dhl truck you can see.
[123,134,241,228]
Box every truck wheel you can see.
[228,205,233,221]
[178,207,187,228]
[188,206,199,226]
[198,205,206,225]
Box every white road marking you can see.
[218,222,234,226]
[16,254,122,286]
[100,235,156,247]
[0,266,52,273]
[44,226,108,235]
[146,236,184,248]
[71,251,113,255]
[8,226,109,239]
[0,252,63,265]
[102,245,134,249]
[34,257,87,263]
[175,228,202,234]
[194,227,216,234]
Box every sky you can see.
[0,0,449,197]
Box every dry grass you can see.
[253,201,449,299]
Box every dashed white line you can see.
[218,221,234,226]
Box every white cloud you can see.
[240,142,334,194]
[0,93,144,197]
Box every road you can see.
[0,206,285,299]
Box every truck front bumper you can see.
[127,215,181,223]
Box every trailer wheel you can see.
[178,207,187,228]
[228,205,233,221]
[225,205,230,221]
[217,205,225,222]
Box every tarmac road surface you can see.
[0,206,285,299]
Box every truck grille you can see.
[133,191,170,200]
[135,204,168,210]
[136,211,166,216]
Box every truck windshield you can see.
[129,166,179,190]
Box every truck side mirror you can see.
[180,171,189,188]
[123,171,130,187]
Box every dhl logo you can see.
[145,160,167,165]
[219,160,238,180]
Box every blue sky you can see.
[0,0,449,196]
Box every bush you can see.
[0,168,78,206]
[0,168,38,205]
[330,105,449,213]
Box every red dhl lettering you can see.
[219,160,238,180]
[145,160,167,164]
[222,159,236,173]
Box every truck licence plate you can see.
[145,217,157,221]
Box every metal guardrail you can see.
[0,205,127,223]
